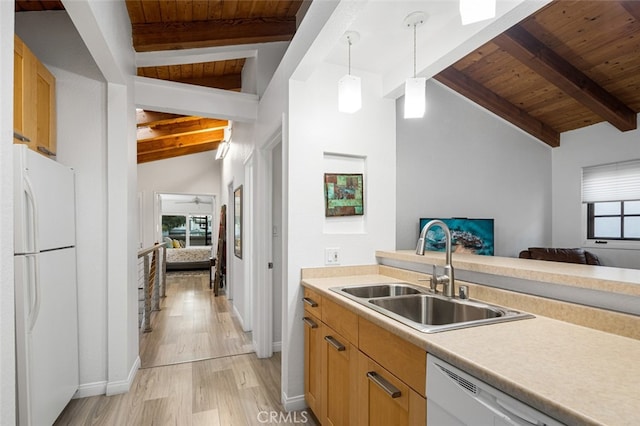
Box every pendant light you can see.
[338,31,361,114]
[459,0,496,25]
[403,12,427,119]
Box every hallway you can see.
[54,272,314,425]
[139,271,252,368]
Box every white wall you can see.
[137,151,222,248]
[287,61,396,405]
[272,142,283,349]
[15,11,111,396]
[0,2,16,423]
[220,121,254,329]
[396,81,553,257]
[553,120,640,268]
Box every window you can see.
[162,214,213,247]
[582,160,640,242]
[587,201,640,240]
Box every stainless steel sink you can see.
[329,284,533,333]
[337,283,428,298]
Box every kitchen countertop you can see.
[302,271,640,426]
[377,250,640,296]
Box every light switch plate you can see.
[325,248,340,265]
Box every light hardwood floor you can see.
[139,271,253,368]
[54,272,317,425]
[54,352,317,425]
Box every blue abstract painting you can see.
[419,218,494,256]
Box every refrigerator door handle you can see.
[23,175,39,253]
[27,254,41,333]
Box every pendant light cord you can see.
[348,37,352,76]
[413,23,417,78]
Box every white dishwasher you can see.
[427,354,564,426]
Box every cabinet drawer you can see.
[358,317,426,397]
[357,351,426,426]
[322,297,358,345]
[303,287,322,318]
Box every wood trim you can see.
[435,67,560,147]
[494,25,637,132]
[132,17,297,52]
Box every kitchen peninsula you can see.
[301,250,640,425]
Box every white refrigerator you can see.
[14,144,79,426]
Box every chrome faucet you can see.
[416,220,455,298]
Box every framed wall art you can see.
[234,185,243,258]
[324,173,364,217]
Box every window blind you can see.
[582,159,640,203]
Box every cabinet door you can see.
[322,326,358,426]
[14,35,36,150]
[13,34,56,157]
[357,351,426,426]
[303,312,323,419]
[35,60,56,156]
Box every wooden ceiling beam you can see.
[619,1,640,22]
[137,118,228,141]
[132,17,297,52]
[435,67,560,147]
[137,141,221,164]
[138,128,225,153]
[494,25,637,132]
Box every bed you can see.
[165,245,213,272]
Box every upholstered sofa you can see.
[518,247,601,265]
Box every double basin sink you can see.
[330,282,533,333]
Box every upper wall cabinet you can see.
[14,34,56,158]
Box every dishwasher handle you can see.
[494,398,540,426]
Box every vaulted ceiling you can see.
[125,0,304,163]
[16,1,640,158]
[435,0,640,147]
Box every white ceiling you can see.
[316,0,552,99]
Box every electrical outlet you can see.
[325,248,340,265]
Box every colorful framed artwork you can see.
[234,185,242,258]
[419,218,495,256]
[324,173,364,217]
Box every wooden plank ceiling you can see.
[17,1,640,155]
[128,0,303,163]
[435,0,640,147]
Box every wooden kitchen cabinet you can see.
[357,351,426,426]
[303,311,323,420]
[321,325,358,426]
[302,287,427,425]
[14,34,56,157]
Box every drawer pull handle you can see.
[324,335,345,352]
[302,317,318,329]
[303,297,318,307]
[13,131,31,142]
[367,371,401,398]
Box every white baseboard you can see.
[282,391,307,412]
[73,380,107,399]
[272,341,282,352]
[232,304,247,331]
[106,356,140,396]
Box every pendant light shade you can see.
[403,12,427,119]
[338,31,361,114]
[338,74,362,113]
[404,77,426,119]
[459,0,496,25]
